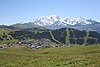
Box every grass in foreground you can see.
[0,45,100,67]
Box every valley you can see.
[0,27,100,49]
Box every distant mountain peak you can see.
[61,17,92,25]
[34,15,60,26]
[33,15,100,29]
[39,15,59,20]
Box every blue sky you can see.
[0,0,100,25]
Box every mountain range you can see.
[34,15,92,26]
[33,15,100,33]
[0,15,100,33]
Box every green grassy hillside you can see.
[0,28,13,33]
[0,45,100,67]
[11,22,46,30]
[0,28,18,44]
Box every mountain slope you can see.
[0,28,17,44]
[0,27,100,45]
[9,28,100,45]
[11,22,46,30]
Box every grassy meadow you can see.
[0,45,100,67]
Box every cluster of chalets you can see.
[1,38,59,49]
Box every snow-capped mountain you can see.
[33,15,100,33]
[61,17,92,25]
[34,15,60,26]
[33,15,97,27]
